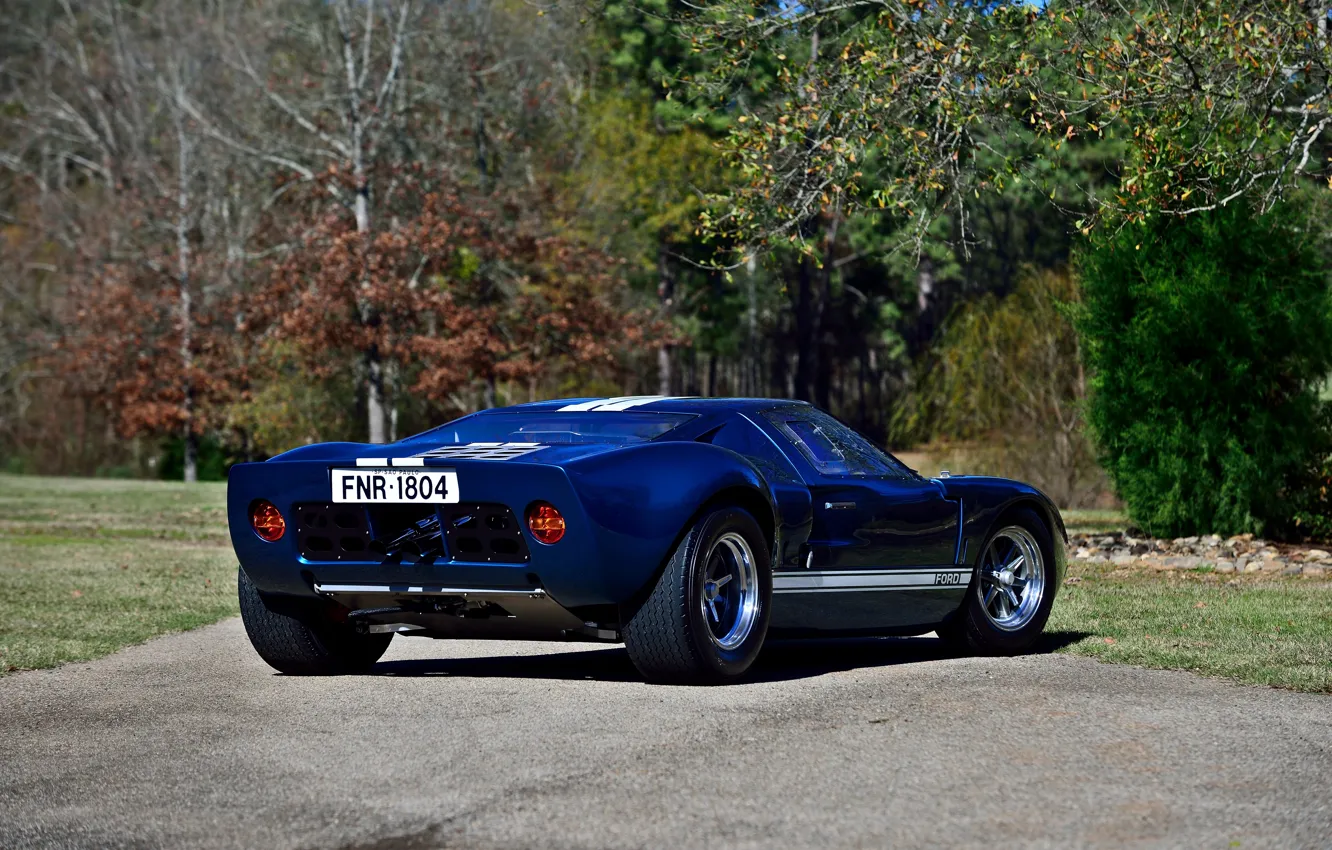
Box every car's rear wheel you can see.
[238,568,392,675]
[621,506,772,684]
[937,507,1056,654]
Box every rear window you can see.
[421,412,695,445]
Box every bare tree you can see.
[0,0,262,480]
[197,0,420,443]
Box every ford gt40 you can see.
[228,397,1067,683]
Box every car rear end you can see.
[228,450,617,641]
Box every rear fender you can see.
[563,441,778,602]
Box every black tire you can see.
[939,507,1057,655]
[621,506,772,684]
[237,568,392,675]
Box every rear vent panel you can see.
[296,504,373,561]
[442,503,530,564]
[294,502,529,564]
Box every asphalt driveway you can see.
[1,619,1328,849]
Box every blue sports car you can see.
[228,396,1066,683]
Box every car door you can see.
[761,408,966,633]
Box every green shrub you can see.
[1285,406,1332,541]
[1076,205,1332,537]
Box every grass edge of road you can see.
[1048,561,1332,693]
[1,473,1328,693]
[0,473,238,675]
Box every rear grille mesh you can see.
[295,504,375,561]
[441,504,529,563]
[295,502,530,564]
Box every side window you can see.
[767,410,908,478]
[785,420,851,475]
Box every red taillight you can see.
[250,500,286,542]
[526,502,566,545]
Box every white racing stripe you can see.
[557,396,694,412]
[774,568,972,593]
[557,396,646,411]
[413,443,546,461]
[351,443,548,467]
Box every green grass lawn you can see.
[1048,562,1332,693]
[0,473,239,673]
[1,473,1328,692]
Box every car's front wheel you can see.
[238,568,392,675]
[621,506,772,684]
[938,507,1057,654]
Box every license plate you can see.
[331,469,459,504]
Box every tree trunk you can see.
[336,0,384,443]
[366,353,387,444]
[745,256,758,397]
[657,348,672,396]
[793,257,816,401]
[814,217,838,411]
[174,78,197,483]
[657,242,675,396]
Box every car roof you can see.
[492,396,809,415]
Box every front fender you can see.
[940,477,1068,589]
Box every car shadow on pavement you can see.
[363,630,1090,684]
[745,630,1090,684]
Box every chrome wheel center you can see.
[700,532,760,651]
[977,526,1046,632]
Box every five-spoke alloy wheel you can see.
[937,507,1058,655]
[977,525,1046,632]
[700,531,761,651]
[622,506,772,684]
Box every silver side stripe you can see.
[557,396,694,412]
[774,568,972,593]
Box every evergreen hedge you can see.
[1076,205,1332,538]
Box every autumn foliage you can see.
[38,165,665,465]
[256,167,658,412]
[43,193,241,446]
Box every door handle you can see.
[824,501,856,510]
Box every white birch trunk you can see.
[174,75,197,483]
